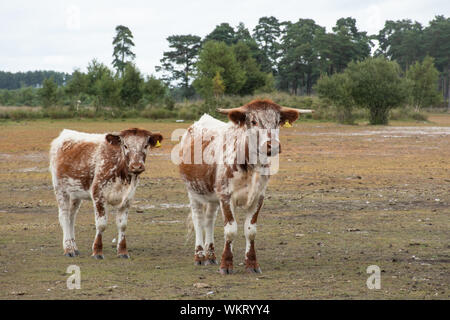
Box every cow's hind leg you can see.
[204,202,219,265]
[69,198,81,256]
[219,196,237,275]
[189,193,206,266]
[244,196,264,274]
[56,191,76,257]
[116,207,129,258]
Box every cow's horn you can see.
[281,106,315,114]
[216,107,243,114]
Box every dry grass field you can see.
[0,115,449,299]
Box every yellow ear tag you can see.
[283,120,292,128]
[155,140,161,148]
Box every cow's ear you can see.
[217,108,246,125]
[148,133,163,147]
[106,133,121,146]
[280,107,300,126]
[228,109,246,125]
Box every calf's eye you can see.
[251,120,257,126]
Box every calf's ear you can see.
[148,133,163,148]
[106,133,122,146]
[217,108,246,125]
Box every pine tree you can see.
[112,25,136,77]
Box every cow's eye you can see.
[123,144,128,149]
[251,120,257,126]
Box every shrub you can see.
[140,108,177,119]
[346,57,410,125]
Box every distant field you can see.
[0,115,449,299]
[0,106,41,112]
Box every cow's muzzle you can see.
[266,141,281,156]
[263,141,281,157]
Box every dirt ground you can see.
[0,115,449,300]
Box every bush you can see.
[177,106,202,120]
[39,77,58,108]
[406,56,442,110]
[346,57,410,125]
[0,90,430,124]
[140,108,177,119]
[315,73,356,124]
[390,107,428,121]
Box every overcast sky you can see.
[1,0,448,76]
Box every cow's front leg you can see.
[69,198,81,256]
[244,195,264,274]
[91,187,107,259]
[219,196,237,275]
[116,206,129,258]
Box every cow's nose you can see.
[130,164,145,174]
[265,142,281,156]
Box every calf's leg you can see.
[116,207,129,258]
[91,187,107,259]
[69,198,81,256]
[57,191,76,257]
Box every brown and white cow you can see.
[49,128,163,259]
[178,99,313,274]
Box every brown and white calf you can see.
[49,128,163,259]
[178,99,313,274]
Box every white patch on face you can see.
[248,109,280,130]
[121,135,149,168]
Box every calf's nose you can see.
[130,163,145,174]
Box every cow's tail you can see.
[184,211,194,245]
[49,131,64,190]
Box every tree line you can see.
[157,15,449,102]
[0,15,449,121]
[0,70,70,90]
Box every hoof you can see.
[118,254,129,259]
[219,267,233,275]
[205,259,218,265]
[64,251,75,258]
[194,260,205,266]
[92,254,104,260]
[74,250,80,256]
[246,267,262,274]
